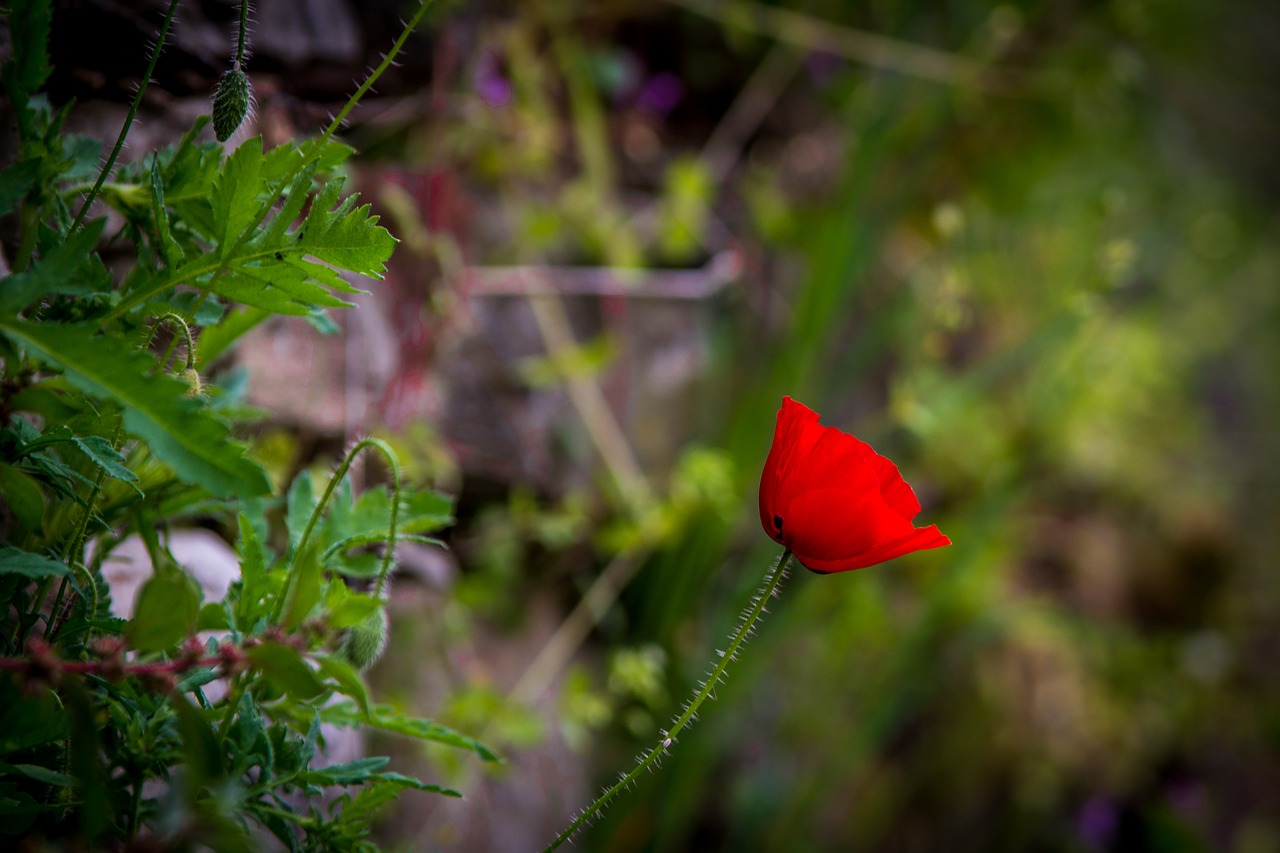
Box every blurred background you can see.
[46,0,1280,849]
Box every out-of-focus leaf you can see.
[314,654,370,716]
[323,700,500,763]
[246,642,325,701]
[282,540,322,631]
[172,694,223,790]
[0,546,67,580]
[128,567,200,653]
[0,464,45,531]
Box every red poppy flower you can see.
[759,397,950,573]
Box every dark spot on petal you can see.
[773,514,784,533]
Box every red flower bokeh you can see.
[759,397,950,573]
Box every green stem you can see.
[271,438,402,623]
[145,312,197,371]
[71,0,181,232]
[541,549,794,852]
[322,1,434,141]
[235,2,250,68]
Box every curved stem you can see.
[541,549,793,852]
[271,438,402,623]
[145,312,197,370]
[71,0,181,232]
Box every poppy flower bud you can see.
[179,368,202,398]
[212,67,252,142]
[340,608,389,671]
[759,397,950,573]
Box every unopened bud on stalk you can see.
[212,67,251,142]
[340,608,389,671]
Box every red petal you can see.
[799,526,951,573]
[759,397,824,540]
[782,487,917,564]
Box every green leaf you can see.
[0,546,68,579]
[282,540,323,631]
[172,694,223,790]
[212,136,264,255]
[0,320,270,498]
[324,586,380,629]
[314,654,370,715]
[298,756,387,785]
[0,762,75,787]
[0,681,66,755]
[150,156,183,267]
[68,433,139,486]
[286,472,316,551]
[324,701,500,763]
[0,218,106,314]
[128,567,201,652]
[235,512,269,629]
[295,177,397,278]
[0,465,45,531]
[246,642,325,701]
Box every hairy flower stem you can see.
[71,0,181,232]
[270,438,401,624]
[235,2,250,68]
[541,549,794,852]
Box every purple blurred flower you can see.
[474,50,512,108]
[806,50,843,86]
[1077,795,1118,850]
[637,72,683,116]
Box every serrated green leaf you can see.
[212,262,354,316]
[261,163,317,246]
[0,546,68,579]
[0,218,105,314]
[235,512,269,629]
[296,178,397,278]
[0,320,270,498]
[69,433,139,485]
[246,642,325,701]
[298,756,387,785]
[212,136,264,256]
[128,567,201,652]
[324,701,500,762]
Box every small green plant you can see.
[0,1,496,849]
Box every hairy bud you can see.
[340,608,389,671]
[212,67,252,142]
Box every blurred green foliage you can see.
[381,0,1279,850]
